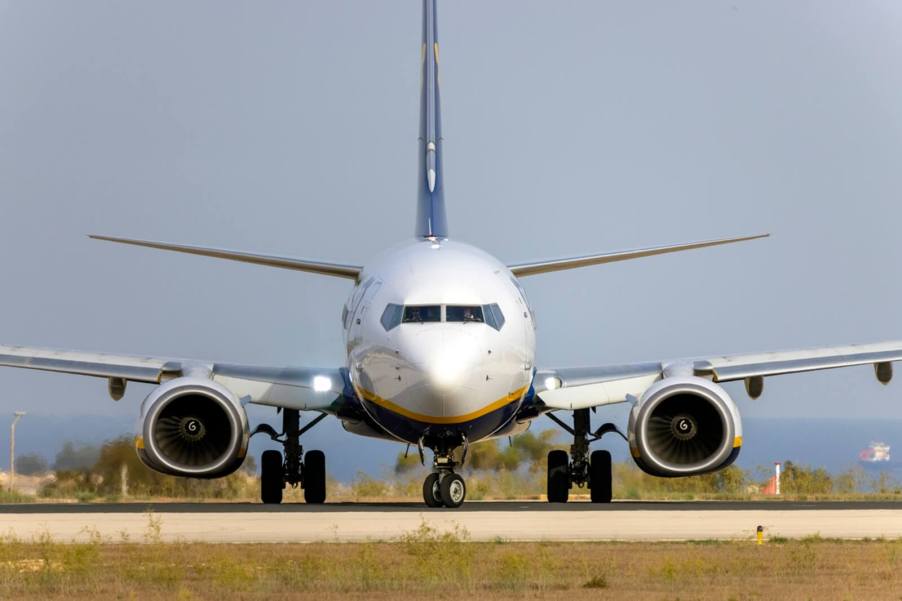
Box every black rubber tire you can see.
[423,473,443,508]
[439,473,466,508]
[303,450,326,504]
[590,449,613,503]
[260,450,284,504]
[547,450,570,503]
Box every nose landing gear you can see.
[420,434,468,508]
[422,471,466,508]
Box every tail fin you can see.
[416,0,448,239]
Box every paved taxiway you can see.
[3,501,902,543]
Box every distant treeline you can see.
[386,431,901,500]
[23,437,256,501]
[10,431,902,502]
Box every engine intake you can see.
[628,376,742,477]
[137,377,249,478]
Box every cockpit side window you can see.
[510,276,537,329]
[380,303,404,331]
[482,303,506,330]
[510,276,529,305]
[402,305,441,323]
[446,305,484,323]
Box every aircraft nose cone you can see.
[422,346,473,391]
[410,331,479,386]
[396,328,483,415]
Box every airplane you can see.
[2,0,901,509]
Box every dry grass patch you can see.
[2,527,902,600]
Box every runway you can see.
[4,500,902,513]
[3,501,902,543]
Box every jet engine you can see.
[628,376,742,477]
[136,377,249,478]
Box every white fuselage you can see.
[343,238,536,444]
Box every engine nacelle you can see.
[628,376,742,477]
[136,377,249,479]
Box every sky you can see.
[1,1,902,470]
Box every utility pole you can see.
[120,462,128,498]
[9,411,26,492]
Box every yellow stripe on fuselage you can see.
[357,385,527,425]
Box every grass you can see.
[0,489,35,503]
[2,523,902,600]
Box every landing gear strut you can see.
[255,409,327,504]
[421,432,468,508]
[546,408,622,504]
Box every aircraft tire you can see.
[547,450,570,503]
[439,473,466,508]
[589,450,613,503]
[423,473,443,507]
[260,450,284,504]
[303,450,326,504]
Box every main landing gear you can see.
[421,433,468,508]
[546,408,624,504]
[255,409,327,504]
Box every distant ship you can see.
[859,441,893,469]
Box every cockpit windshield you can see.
[380,303,505,331]
[446,305,484,323]
[402,305,442,323]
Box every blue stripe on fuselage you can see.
[360,396,521,445]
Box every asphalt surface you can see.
[3,500,902,513]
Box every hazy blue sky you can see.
[1,1,902,467]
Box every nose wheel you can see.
[420,434,468,508]
[422,472,466,508]
[423,473,443,507]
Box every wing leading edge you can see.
[508,234,769,277]
[89,235,362,280]
[535,340,902,411]
[0,344,344,412]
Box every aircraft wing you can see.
[534,340,902,411]
[0,345,344,412]
[89,235,362,280]
[508,234,768,277]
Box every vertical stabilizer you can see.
[416,0,448,239]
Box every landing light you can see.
[544,376,562,391]
[313,376,332,393]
